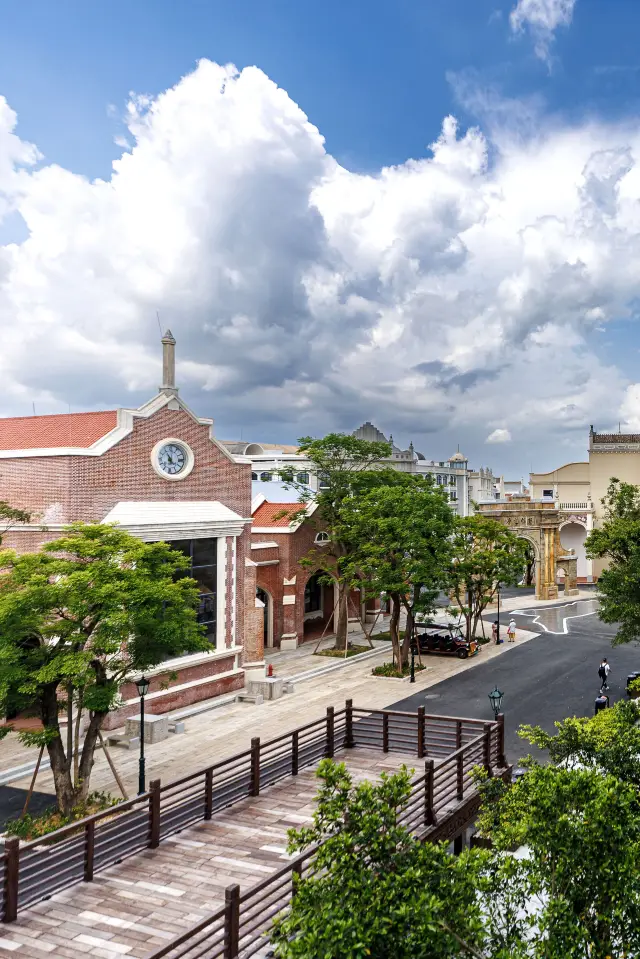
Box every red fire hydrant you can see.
[267,663,274,678]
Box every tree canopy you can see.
[447,515,528,642]
[0,523,208,814]
[338,472,455,665]
[586,478,640,644]
[284,433,392,649]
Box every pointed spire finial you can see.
[160,329,178,393]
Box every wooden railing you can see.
[145,718,504,959]
[0,702,505,930]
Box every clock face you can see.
[158,442,187,476]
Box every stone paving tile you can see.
[6,749,416,958]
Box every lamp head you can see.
[136,675,150,698]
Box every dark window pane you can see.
[192,538,217,567]
[201,623,217,645]
[197,593,216,624]
[193,566,216,594]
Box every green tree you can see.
[447,515,528,643]
[520,698,640,787]
[284,434,392,649]
[270,760,495,959]
[0,501,32,545]
[586,478,640,644]
[0,523,208,815]
[477,763,640,959]
[338,473,455,667]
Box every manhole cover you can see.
[423,694,440,700]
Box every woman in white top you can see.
[507,618,517,642]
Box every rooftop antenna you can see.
[156,311,163,337]
[32,402,36,416]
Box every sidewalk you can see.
[2,619,539,805]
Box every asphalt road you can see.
[389,603,640,768]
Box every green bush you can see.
[372,662,426,678]
[5,790,120,841]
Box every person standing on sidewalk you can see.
[507,618,517,642]
[598,658,611,692]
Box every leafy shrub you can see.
[372,662,426,678]
[5,790,120,841]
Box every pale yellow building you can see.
[529,425,640,581]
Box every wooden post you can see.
[250,737,261,796]
[292,859,303,899]
[224,884,240,959]
[424,759,435,826]
[417,706,425,758]
[204,769,213,820]
[97,730,129,800]
[382,712,389,753]
[456,719,462,751]
[149,779,161,849]
[497,713,506,768]
[84,819,95,882]
[457,750,464,801]
[344,699,355,748]
[3,838,19,923]
[483,724,493,777]
[292,731,299,776]
[325,707,334,759]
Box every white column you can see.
[586,512,594,581]
[216,537,227,650]
[231,536,237,647]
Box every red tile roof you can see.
[0,411,118,450]
[252,502,306,527]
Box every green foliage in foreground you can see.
[272,716,640,959]
[586,478,640,644]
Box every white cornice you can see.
[0,392,243,464]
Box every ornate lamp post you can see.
[135,675,150,795]
[488,686,503,720]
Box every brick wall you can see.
[254,517,339,646]
[1,402,254,720]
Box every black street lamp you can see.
[488,686,503,719]
[496,584,501,644]
[409,634,417,683]
[135,675,150,795]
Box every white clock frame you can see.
[150,437,195,481]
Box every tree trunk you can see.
[334,581,349,650]
[401,606,414,668]
[390,595,402,667]
[40,682,106,817]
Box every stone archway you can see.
[477,499,579,600]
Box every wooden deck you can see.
[0,748,416,959]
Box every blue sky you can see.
[2,0,640,475]
[4,0,637,179]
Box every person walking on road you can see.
[598,657,611,692]
[507,618,517,642]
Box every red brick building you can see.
[0,333,265,725]
[251,497,381,648]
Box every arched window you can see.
[437,474,443,485]
[450,475,456,486]
[315,531,330,545]
[260,471,273,482]
[251,472,258,481]
[280,468,294,482]
[296,471,310,485]
[318,472,330,490]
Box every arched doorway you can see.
[256,587,273,648]
[560,522,588,581]
[303,571,337,640]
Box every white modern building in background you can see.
[223,422,502,519]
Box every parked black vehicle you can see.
[413,623,478,659]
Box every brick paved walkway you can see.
[0,748,416,959]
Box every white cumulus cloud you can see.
[0,58,637,474]
[486,429,512,444]
[510,0,577,63]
